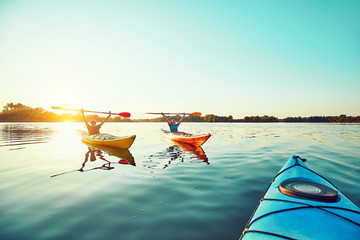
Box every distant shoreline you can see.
[1,103,359,123]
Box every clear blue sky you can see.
[1,0,359,119]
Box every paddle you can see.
[146,112,202,116]
[52,106,131,118]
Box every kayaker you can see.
[81,108,111,135]
[162,112,185,133]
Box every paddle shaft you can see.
[146,112,201,116]
[51,106,130,118]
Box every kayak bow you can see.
[240,155,360,240]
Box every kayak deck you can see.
[81,133,136,149]
[161,129,211,147]
[240,155,360,240]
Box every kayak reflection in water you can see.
[176,142,209,164]
[80,147,114,172]
[162,112,185,133]
[144,144,209,169]
[81,108,111,135]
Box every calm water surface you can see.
[0,122,359,240]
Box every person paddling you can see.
[162,112,185,133]
[81,108,111,135]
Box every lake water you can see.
[0,122,359,240]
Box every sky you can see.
[0,0,359,119]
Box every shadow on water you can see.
[0,123,54,148]
[51,142,135,177]
[144,142,209,169]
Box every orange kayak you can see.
[161,129,211,147]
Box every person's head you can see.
[90,119,97,126]
[170,119,176,125]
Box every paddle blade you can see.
[191,112,202,116]
[119,112,131,118]
[119,159,129,164]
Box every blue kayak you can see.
[240,155,360,240]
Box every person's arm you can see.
[162,112,171,126]
[178,113,185,125]
[98,111,111,127]
[81,109,90,127]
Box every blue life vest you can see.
[169,123,179,132]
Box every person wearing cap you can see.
[81,108,111,135]
[162,112,185,133]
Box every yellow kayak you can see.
[81,133,136,149]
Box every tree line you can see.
[0,103,359,123]
[0,103,131,122]
[283,115,360,123]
